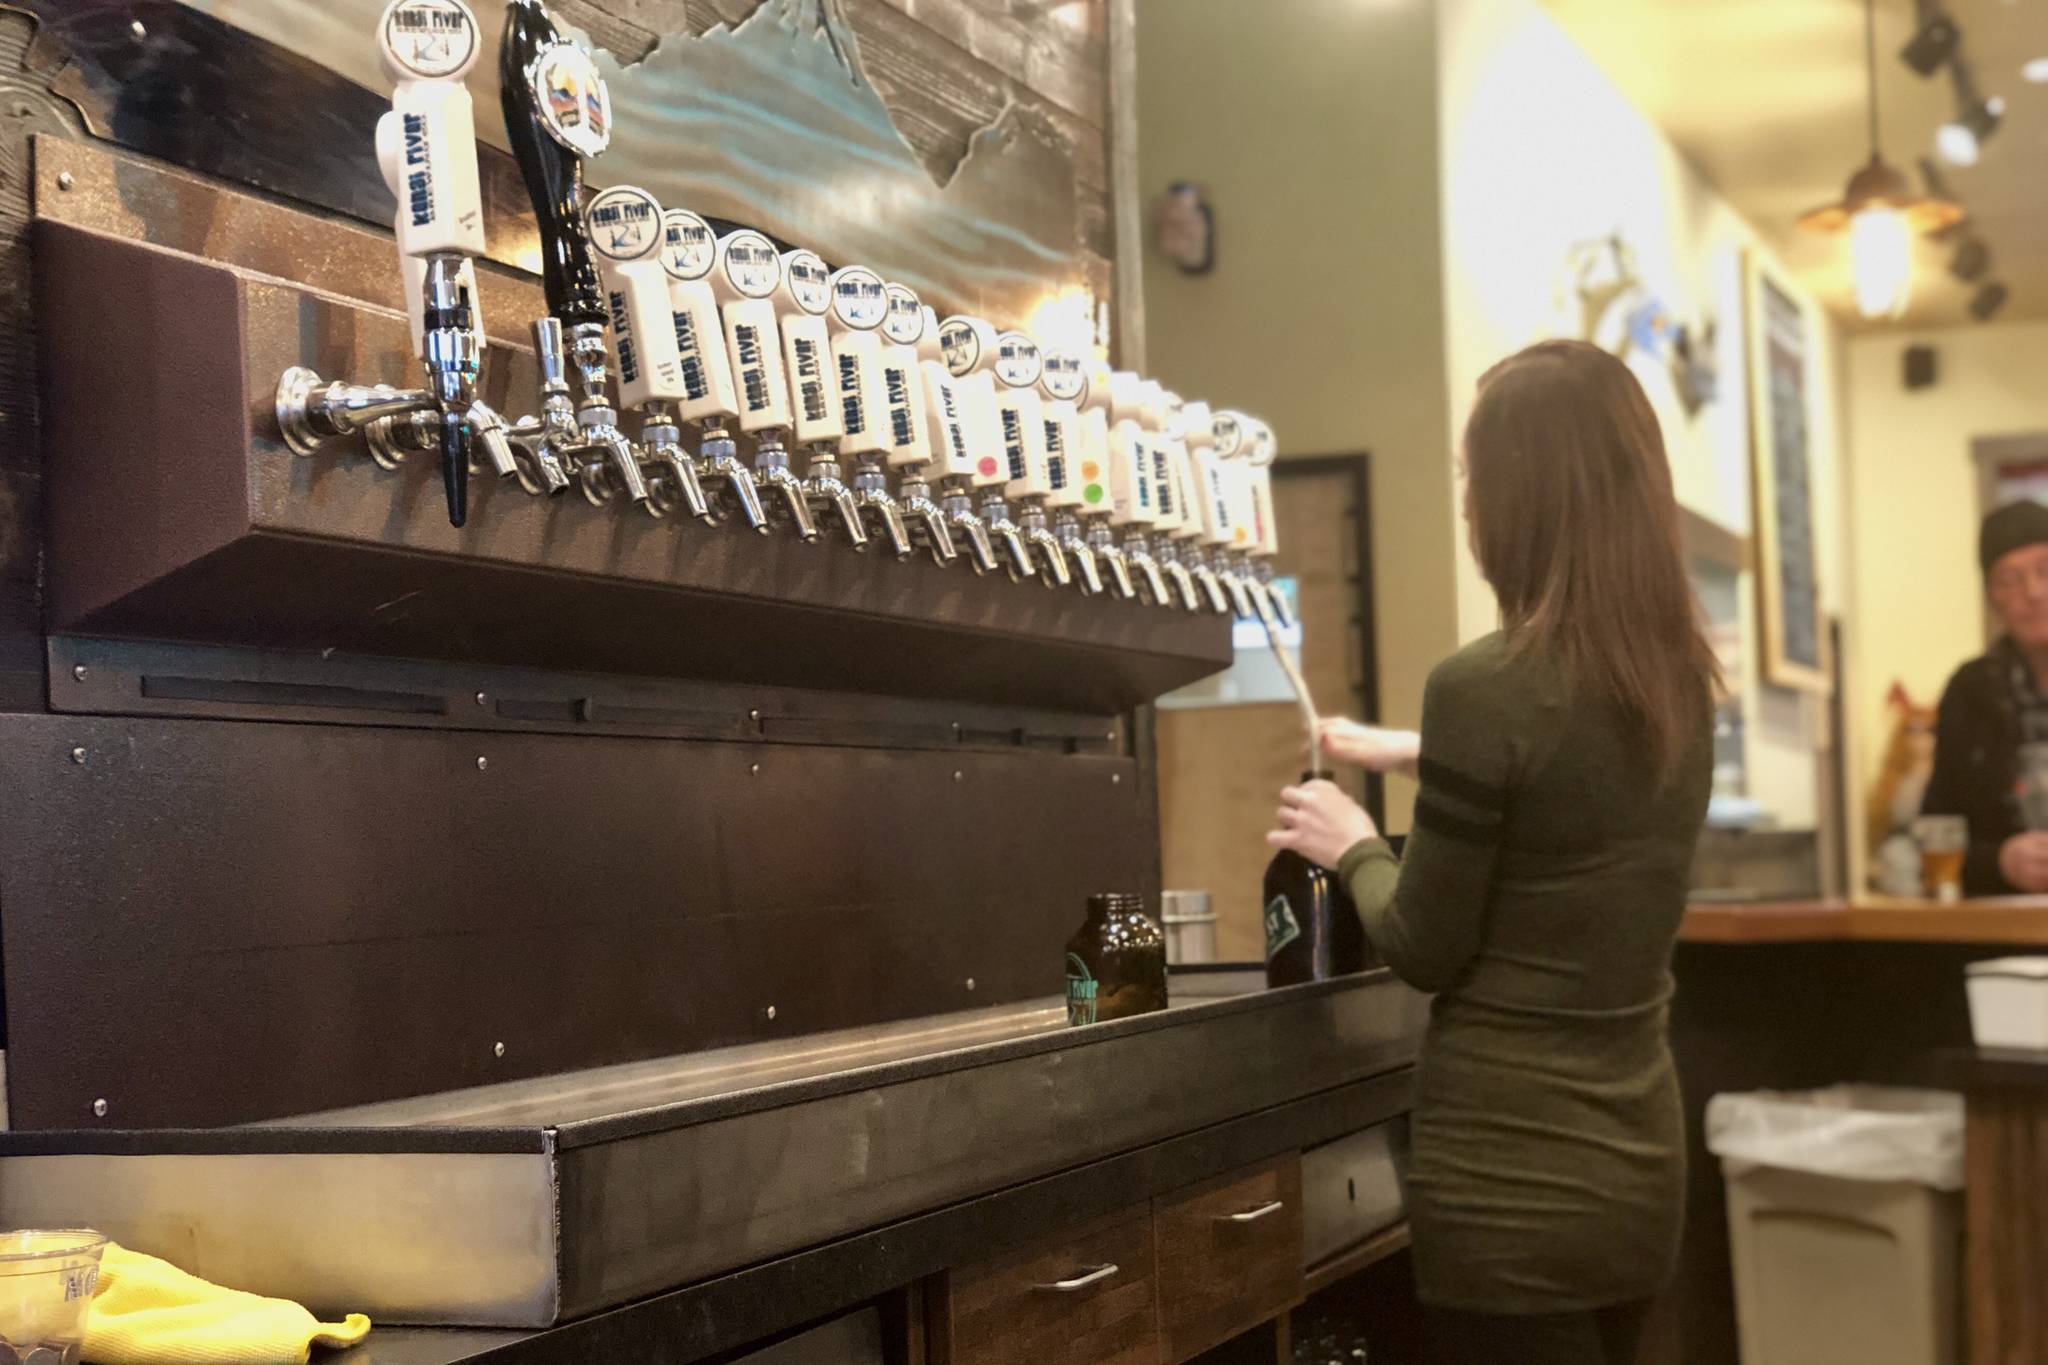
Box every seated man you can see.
[1924,501,2048,895]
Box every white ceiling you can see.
[1544,0,2048,330]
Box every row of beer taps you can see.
[273,0,1296,630]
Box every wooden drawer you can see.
[1153,1156,1305,1363]
[932,1207,1160,1365]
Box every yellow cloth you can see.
[83,1245,369,1365]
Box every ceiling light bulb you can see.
[1850,205,1914,319]
[2024,57,2048,84]
[1937,121,1981,165]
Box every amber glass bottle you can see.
[1065,892,1168,1026]
[1264,773,1369,987]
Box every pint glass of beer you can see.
[1911,814,1968,904]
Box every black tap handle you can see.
[441,409,471,527]
[500,0,606,328]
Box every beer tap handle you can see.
[377,0,487,526]
[499,0,610,329]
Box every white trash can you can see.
[1705,1086,1964,1365]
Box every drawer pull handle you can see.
[1219,1200,1286,1224]
[1034,1263,1121,1293]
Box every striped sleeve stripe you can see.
[1412,794,1502,846]
[1418,755,1507,812]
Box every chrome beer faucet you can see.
[773,250,869,549]
[654,208,766,530]
[1035,346,1104,596]
[275,0,538,522]
[707,229,818,541]
[583,183,710,520]
[938,315,1037,582]
[499,0,651,512]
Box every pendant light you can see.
[1800,0,1963,319]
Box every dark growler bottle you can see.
[1065,893,1168,1027]
[1265,773,1370,986]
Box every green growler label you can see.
[1264,894,1301,961]
[1065,952,1099,1027]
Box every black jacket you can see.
[1922,650,2023,896]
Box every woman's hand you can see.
[1316,719,1421,778]
[1267,780,1379,870]
[2001,832,2048,893]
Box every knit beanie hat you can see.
[1981,500,2048,576]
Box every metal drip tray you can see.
[0,973,1424,1328]
[277,998,1077,1131]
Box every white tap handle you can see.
[1212,410,1259,553]
[376,0,485,262]
[820,265,890,458]
[1161,392,1202,542]
[877,284,934,468]
[709,230,792,434]
[775,249,838,444]
[990,331,1053,501]
[937,315,1010,487]
[913,307,976,479]
[584,185,683,411]
[1243,416,1280,557]
[1038,347,1088,511]
[1140,379,1185,533]
[1073,357,1115,514]
[1106,369,1157,528]
[1179,400,1233,548]
[656,209,742,424]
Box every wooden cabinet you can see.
[929,1155,1306,1365]
[929,1207,1161,1365]
[1153,1157,1306,1363]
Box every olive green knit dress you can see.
[1339,632,1711,1313]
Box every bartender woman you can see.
[1268,341,1714,1365]
[1920,500,2048,895]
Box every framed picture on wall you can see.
[1744,252,1831,694]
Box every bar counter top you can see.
[1680,894,2048,945]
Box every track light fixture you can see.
[1938,59,2003,166]
[1948,235,1990,284]
[1969,282,2008,322]
[1900,0,1961,77]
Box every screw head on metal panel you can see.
[476,755,489,771]
[748,708,761,722]
[68,746,86,765]
[1105,731,1115,742]
[750,763,761,776]
[952,770,964,782]
[71,665,87,682]
[1111,773,1122,785]
[493,1041,506,1058]
[56,171,73,191]
[965,978,976,992]
[764,1005,777,1021]
[475,691,490,707]
[91,1098,107,1118]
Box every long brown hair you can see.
[1464,339,1717,779]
